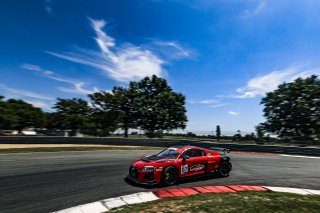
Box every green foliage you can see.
[0,76,188,137]
[186,132,196,137]
[90,75,187,138]
[134,75,188,137]
[255,124,264,141]
[52,98,92,131]
[0,97,46,131]
[146,130,164,138]
[216,125,221,141]
[89,84,138,137]
[260,75,320,141]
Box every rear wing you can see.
[209,147,230,154]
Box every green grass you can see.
[0,146,162,154]
[109,191,320,213]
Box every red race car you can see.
[127,145,232,186]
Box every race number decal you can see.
[181,164,188,174]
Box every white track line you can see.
[280,154,320,159]
[263,186,320,195]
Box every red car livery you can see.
[127,145,232,185]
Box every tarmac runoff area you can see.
[0,150,319,213]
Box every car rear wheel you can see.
[161,166,178,186]
[218,161,231,177]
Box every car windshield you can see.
[156,148,180,159]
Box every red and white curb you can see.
[53,185,320,213]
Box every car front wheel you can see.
[161,166,178,186]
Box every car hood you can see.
[132,155,175,167]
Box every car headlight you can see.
[141,166,155,172]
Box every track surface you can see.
[1,150,320,213]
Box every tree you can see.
[90,75,187,138]
[255,124,264,142]
[260,75,320,142]
[89,85,137,137]
[216,125,221,141]
[0,96,6,129]
[0,98,46,132]
[135,75,188,137]
[52,98,92,134]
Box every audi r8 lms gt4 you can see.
[127,145,232,186]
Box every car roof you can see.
[167,145,205,154]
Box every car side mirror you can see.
[182,155,190,161]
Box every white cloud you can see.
[228,111,239,115]
[0,83,54,109]
[199,99,219,104]
[57,82,99,95]
[47,18,166,83]
[0,83,54,100]
[21,64,42,71]
[45,0,54,15]
[242,0,266,18]
[224,65,320,99]
[189,98,219,104]
[189,98,228,108]
[22,63,100,95]
[24,99,51,109]
[153,41,191,58]
[208,103,228,108]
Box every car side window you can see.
[182,149,205,158]
[193,150,205,157]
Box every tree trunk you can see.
[124,127,128,138]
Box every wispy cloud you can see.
[0,83,54,109]
[57,82,99,95]
[189,98,228,108]
[47,18,167,83]
[199,99,219,104]
[22,63,100,95]
[221,64,320,99]
[228,111,239,115]
[152,41,191,59]
[0,83,54,100]
[44,0,54,15]
[189,98,219,104]
[208,103,228,108]
[24,99,52,109]
[242,0,266,18]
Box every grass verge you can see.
[0,146,162,154]
[109,191,320,213]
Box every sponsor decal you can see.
[181,164,188,174]
[190,164,205,172]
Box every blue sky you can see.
[1,0,320,133]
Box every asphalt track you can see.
[1,150,320,213]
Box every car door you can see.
[179,149,207,177]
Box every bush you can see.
[186,132,196,137]
[145,130,163,138]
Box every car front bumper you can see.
[128,165,162,185]
[126,174,159,185]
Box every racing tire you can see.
[218,161,231,177]
[161,166,178,186]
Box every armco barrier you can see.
[0,136,319,156]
